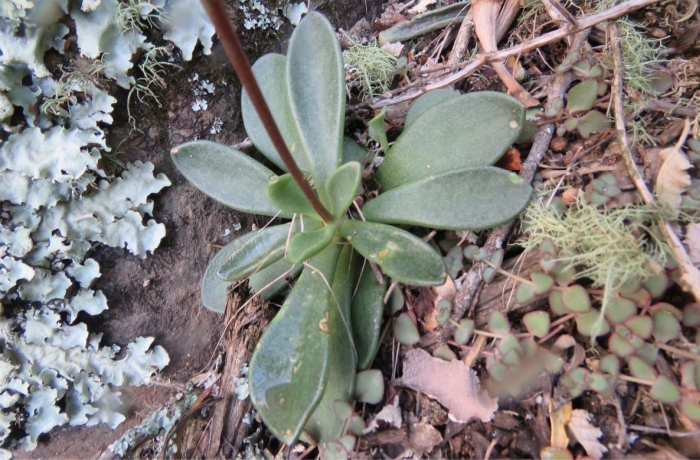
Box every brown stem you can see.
[199,0,333,223]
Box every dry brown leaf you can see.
[684,222,700,265]
[567,409,608,460]
[655,144,692,208]
[363,396,402,434]
[401,349,498,422]
[408,418,443,456]
[549,400,571,449]
[408,0,437,14]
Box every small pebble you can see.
[550,136,568,153]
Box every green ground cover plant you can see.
[171,7,532,452]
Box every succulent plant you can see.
[171,11,531,446]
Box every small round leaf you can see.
[432,344,456,361]
[488,311,511,335]
[562,285,591,313]
[516,283,536,304]
[354,369,384,404]
[523,311,550,338]
[628,356,656,381]
[394,313,420,344]
[650,375,681,403]
[454,318,474,345]
[531,273,554,295]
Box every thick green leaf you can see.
[325,161,361,217]
[368,106,389,154]
[304,244,358,444]
[566,80,597,114]
[352,262,387,370]
[241,54,308,172]
[249,244,342,445]
[287,224,336,264]
[404,88,460,128]
[249,257,302,301]
[216,224,291,282]
[287,11,345,189]
[650,375,681,403]
[394,313,420,344]
[362,167,532,231]
[170,140,284,216]
[340,220,447,286]
[201,246,235,314]
[343,137,368,165]
[376,92,525,190]
[267,174,319,218]
[354,369,384,404]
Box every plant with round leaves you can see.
[171,10,532,446]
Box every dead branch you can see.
[608,22,700,305]
[361,0,659,110]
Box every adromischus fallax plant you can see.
[171,5,531,447]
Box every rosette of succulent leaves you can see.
[171,11,532,450]
[0,0,214,451]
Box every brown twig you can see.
[199,0,333,223]
[608,22,700,304]
[360,0,659,110]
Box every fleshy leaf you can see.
[266,174,319,218]
[532,273,554,295]
[404,88,460,127]
[604,296,637,325]
[216,224,293,282]
[576,111,610,139]
[628,356,656,381]
[652,309,681,343]
[488,311,510,335]
[516,283,536,304]
[304,245,358,444]
[340,220,447,286]
[241,53,308,172]
[363,167,532,231]
[377,92,525,190]
[287,11,345,188]
[576,311,610,337]
[650,375,681,403]
[562,285,591,313]
[325,161,361,217]
[249,245,341,445]
[352,262,387,370]
[287,225,336,264]
[454,319,474,345]
[566,80,597,114]
[368,107,389,154]
[249,257,302,301]
[394,313,420,344]
[354,369,384,404]
[523,311,550,338]
[171,141,283,217]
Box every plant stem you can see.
[199,0,333,223]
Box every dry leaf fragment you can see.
[408,0,438,14]
[655,120,692,209]
[655,145,692,208]
[401,349,498,422]
[685,223,700,265]
[408,417,443,456]
[567,409,608,460]
[549,400,572,448]
[363,395,402,434]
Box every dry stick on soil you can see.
[608,23,700,304]
[419,29,591,348]
[363,0,659,110]
[205,291,271,458]
[473,0,539,107]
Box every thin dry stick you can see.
[366,0,659,109]
[419,30,590,348]
[608,23,700,304]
